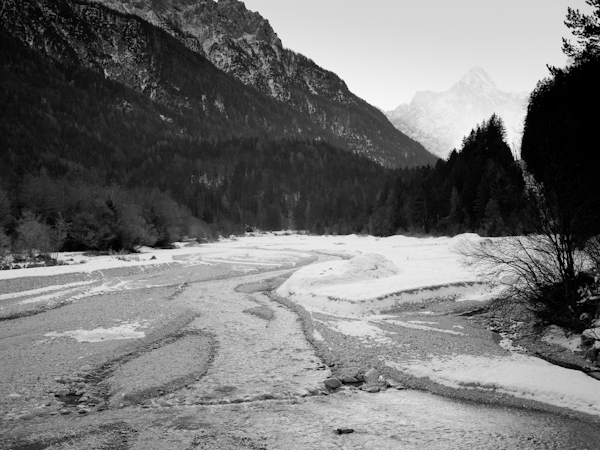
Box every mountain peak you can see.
[455,67,497,91]
[386,66,526,159]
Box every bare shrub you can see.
[458,234,593,331]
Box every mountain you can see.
[0,0,436,168]
[385,67,529,159]
[0,29,400,240]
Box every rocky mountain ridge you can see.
[89,0,436,167]
[0,0,436,167]
[386,67,528,159]
[89,0,354,104]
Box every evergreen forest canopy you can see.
[0,29,531,253]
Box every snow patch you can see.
[542,325,581,352]
[45,321,149,343]
[333,320,392,339]
[378,319,467,336]
[0,281,95,301]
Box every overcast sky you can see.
[242,0,591,110]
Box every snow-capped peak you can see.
[454,66,497,92]
[385,67,528,159]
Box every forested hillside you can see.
[0,18,526,253]
[0,0,436,168]
[0,32,397,250]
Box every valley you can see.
[1,0,600,447]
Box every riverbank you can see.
[271,284,600,423]
[270,233,600,421]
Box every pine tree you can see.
[563,0,600,63]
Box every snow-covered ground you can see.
[2,232,598,417]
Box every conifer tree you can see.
[563,0,600,63]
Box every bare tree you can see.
[458,180,593,331]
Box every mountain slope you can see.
[0,0,436,168]
[87,0,437,167]
[0,30,399,237]
[386,67,528,159]
[0,0,330,143]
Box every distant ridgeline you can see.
[0,0,527,251]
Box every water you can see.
[216,389,600,449]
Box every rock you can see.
[87,396,103,405]
[7,393,22,399]
[581,336,595,349]
[386,378,406,390]
[335,428,355,434]
[55,388,71,397]
[360,385,380,393]
[585,347,599,361]
[80,365,93,372]
[355,373,365,382]
[340,376,359,384]
[59,408,71,415]
[363,368,380,384]
[324,378,342,389]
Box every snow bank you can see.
[390,353,600,416]
[447,232,483,253]
[276,235,492,316]
[283,253,399,290]
[277,254,406,316]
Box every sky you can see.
[242,0,592,110]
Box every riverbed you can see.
[1,234,599,449]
